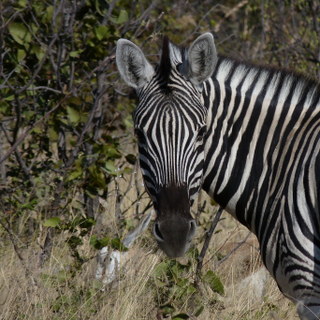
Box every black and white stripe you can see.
[133,41,208,204]
[134,87,207,201]
[116,33,320,319]
[202,57,320,318]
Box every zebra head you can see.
[116,33,217,257]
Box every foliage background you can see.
[0,0,319,319]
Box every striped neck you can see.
[202,57,320,230]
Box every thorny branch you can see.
[195,207,223,284]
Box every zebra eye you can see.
[197,126,207,141]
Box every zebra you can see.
[115,33,320,319]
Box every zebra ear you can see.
[116,39,155,89]
[187,33,217,87]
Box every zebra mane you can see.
[159,36,171,85]
[157,36,185,92]
[214,56,320,109]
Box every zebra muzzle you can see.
[153,218,197,258]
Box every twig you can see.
[213,0,249,33]
[0,96,65,164]
[65,85,108,168]
[16,33,59,95]
[38,228,54,268]
[195,191,206,225]
[217,231,251,265]
[26,86,62,94]
[10,95,34,181]
[195,207,223,283]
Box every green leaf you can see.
[94,236,110,249]
[66,168,83,182]
[89,236,127,251]
[70,50,82,58]
[94,0,108,16]
[48,127,58,141]
[4,95,15,101]
[17,49,26,62]
[104,161,117,175]
[103,144,121,159]
[95,25,110,40]
[123,114,133,128]
[202,270,224,295]
[9,22,32,46]
[78,218,95,229]
[90,235,101,248]
[111,9,128,24]
[153,261,170,278]
[67,106,80,124]
[194,305,204,317]
[67,235,83,249]
[111,238,128,252]
[172,313,190,320]
[117,9,129,24]
[32,45,46,61]
[154,278,167,288]
[31,124,42,134]
[43,217,61,227]
[17,0,27,8]
[43,6,54,24]
[159,304,175,316]
[125,154,136,165]
[21,198,38,210]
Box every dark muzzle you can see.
[153,216,197,258]
[152,184,196,257]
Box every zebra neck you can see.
[202,57,320,233]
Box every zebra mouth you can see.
[152,218,197,258]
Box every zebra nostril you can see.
[189,220,197,238]
[153,222,164,242]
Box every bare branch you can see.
[0,96,65,164]
[195,207,223,283]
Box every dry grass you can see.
[0,173,298,320]
[0,221,297,319]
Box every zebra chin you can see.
[152,184,197,258]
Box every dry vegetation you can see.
[1,0,319,319]
[0,172,298,319]
[0,182,298,320]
